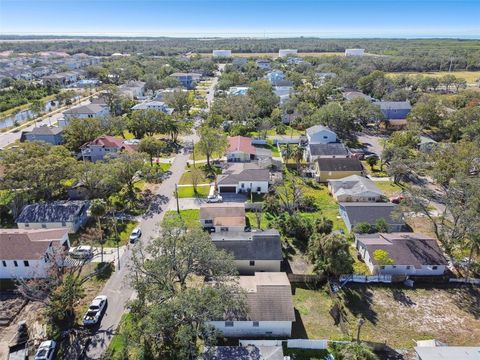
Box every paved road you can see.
[0,97,94,149]
[357,132,387,157]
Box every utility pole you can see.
[175,184,180,214]
[192,140,196,168]
[356,318,365,343]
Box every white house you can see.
[208,272,295,337]
[306,125,338,145]
[345,49,365,57]
[119,80,146,99]
[355,233,448,276]
[217,163,270,194]
[16,201,90,233]
[213,50,232,58]
[278,49,298,58]
[0,228,70,279]
[200,203,246,233]
[131,100,174,115]
[211,229,283,275]
[328,175,384,202]
[60,103,109,127]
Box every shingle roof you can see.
[17,201,89,224]
[217,163,269,185]
[81,135,137,152]
[228,136,256,155]
[356,233,448,268]
[203,345,284,360]
[309,143,349,156]
[0,228,68,260]
[343,91,374,101]
[25,126,63,136]
[340,202,403,227]
[329,175,383,197]
[317,158,363,172]
[375,101,412,110]
[211,229,283,261]
[63,103,105,115]
[306,125,334,137]
[239,273,295,322]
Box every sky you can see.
[0,0,479,38]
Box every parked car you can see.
[206,194,223,203]
[390,195,404,204]
[129,228,142,243]
[83,295,108,326]
[34,340,56,360]
[68,245,93,259]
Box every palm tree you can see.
[339,342,378,360]
[292,146,304,172]
[90,199,107,263]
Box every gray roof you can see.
[375,101,412,110]
[218,163,269,185]
[329,175,383,197]
[343,91,374,101]
[203,345,284,360]
[211,229,283,261]
[309,143,349,156]
[63,103,105,115]
[24,126,63,136]
[17,201,89,223]
[340,202,403,227]
[414,346,480,360]
[317,158,363,172]
[306,125,335,137]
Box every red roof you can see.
[82,135,136,152]
[227,136,256,155]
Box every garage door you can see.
[219,186,237,193]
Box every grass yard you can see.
[104,220,138,247]
[248,126,304,138]
[245,211,271,230]
[189,147,224,161]
[292,284,480,349]
[361,161,389,177]
[158,162,172,172]
[165,209,200,228]
[374,181,402,198]
[179,164,221,185]
[386,71,480,84]
[176,185,210,198]
[106,313,135,359]
[254,143,281,157]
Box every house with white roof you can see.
[328,175,384,202]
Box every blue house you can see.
[375,101,412,120]
[266,70,285,85]
[20,126,64,145]
[169,72,202,89]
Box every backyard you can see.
[292,283,480,348]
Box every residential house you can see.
[418,136,438,153]
[0,228,70,279]
[227,136,272,162]
[316,72,337,85]
[213,50,232,58]
[345,49,365,57]
[414,341,480,360]
[203,345,284,360]
[60,103,109,127]
[343,91,374,102]
[355,233,448,276]
[339,202,404,232]
[228,86,249,96]
[305,125,338,145]
[374,101,412,126]
[328,175,384,202]
[256,59,271,70]
[42,71,78,85]
[305,143,349,162]
[119,80,146,99]
[232,58,248,67]
[200,203,246,232]
[20,126,64,145]
[16,201,89,233]
[314,158,363,182]
[278,49,298,58]
[208,272,295,337]
[273,85,293,105]
[266,70,285,85]
[169,72,202,89]
[131,100,174,114]
[211,229,283,274]
[80,135,137,162]
[217,163,270,194]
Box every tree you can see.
[330,342,378,360]
[308,233,353,276]
[127,109,165,138]
[128,214,246,358]
[247,80,279,117]
[344,97,384,127]
[30,99,45,116]
[197,125,228,167]
[373,249,395,266]
[189,167,203,193]
[375,218,389,233]
[90,199,107,263]
[366,156,378,170]
[139,136,165,166]
[63,117,103,152]
[307,102,358,142]
[108,152,148,201]
[407,97,444,129]
[353,222,372,234]
[164,89,194,114]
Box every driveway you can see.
[357,132,387,157]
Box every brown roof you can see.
[81,135,136,152]
[213,216,246,227]
[227,136,256,155]
[356,233,448,268]
[0,228,68,260]
[200,203,246,220]
[239,273,295,322]
[317,158,363,172]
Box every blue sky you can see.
[1,0,479,38]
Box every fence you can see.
[239,340,283,347]
[449,277,480,285]
[339,274,392,284]
[251,138,267,145]
[288,273,326,284]
[287,339,329,349]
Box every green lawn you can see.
[254,143,281,157]
[189,147,224,161]
[158,162,172,172]
[248,126,304,138]
[106,313,134,359]
[165,209,200,228]
[361,161,389,177]
[374,181,402,198]
[104,220,138,247]
[246,211,271,230]
[176,185,210,198]
[179,164,221,185]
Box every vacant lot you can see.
[293,284,480,348]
